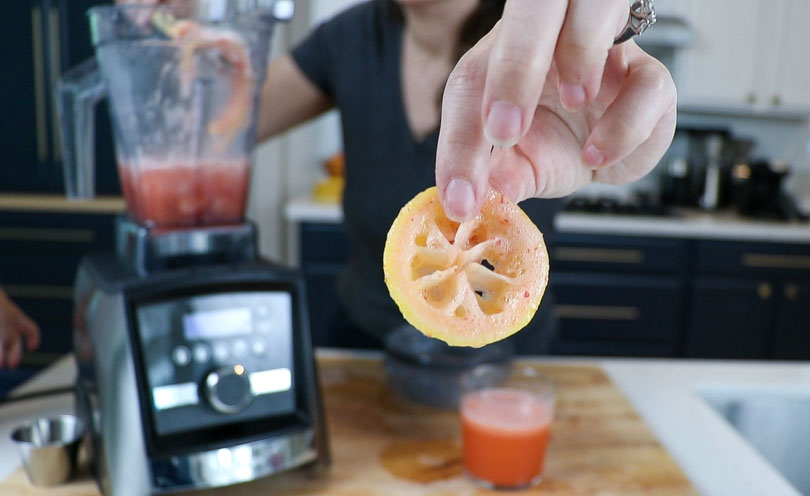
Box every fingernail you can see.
[484,101,522,147]
[559,81,586,110]
[444,178,476,221]
[583,144,605,167]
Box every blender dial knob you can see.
[204,366,254,414]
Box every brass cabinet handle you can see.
[554,304,640,321]
[48,7,63,162]
[771,94,782,106]
[757,282,773,301]
[31,6,48,163]
[741,253,810,270]
[745,92,757,104]
[4,284,74,300]
[785,283,799,301]
[0,227,95,243]
[554,247,644,264]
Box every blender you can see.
[56,1,328,494]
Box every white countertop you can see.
[285,197,810,244]
[0,353,805,495]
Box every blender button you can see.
[172,346,191,367]
[256,306,270,317]
[193,343,212,363]
[213,343,230,361]
[257,321,272,333]
[233,339,249,357]
[251,340,267,355]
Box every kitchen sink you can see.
[699,386,810,495]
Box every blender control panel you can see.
[134,291,296,436]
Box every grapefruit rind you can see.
[383,186,548,348]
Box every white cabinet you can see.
[650,0,693,18]
[677,0,810,112]
[677,0,768,107]
[769,0,810,108]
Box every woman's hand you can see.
[436,0,677,221]
[0,288,40,369]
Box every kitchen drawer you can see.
[0,252,85,285]
[550,234,687,274]
[300,222,350,264]
[695,240,810,278]
[0,211,116,359]
[0,211,116,254]
[551,272,685,350]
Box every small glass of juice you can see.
[460,365,555,489]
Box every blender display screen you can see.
[183,308,252,339]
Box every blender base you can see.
[115,218,258,276]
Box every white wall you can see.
[248,0,361,264]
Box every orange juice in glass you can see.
[460,366,555,489]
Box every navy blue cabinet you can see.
[549,234,687,357]
[298,222,350,348]
[0,206,118,396]
[296,222,810,359]
[0,209,117,361]
[2,0,118,195]
[1,1,55,191]
[552,272,684,357]
[685,241,810,360]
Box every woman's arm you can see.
[256,54,335,142]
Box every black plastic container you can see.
[383,325,514,409]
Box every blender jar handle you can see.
[56,57,106,200]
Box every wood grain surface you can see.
[1,356,698,495]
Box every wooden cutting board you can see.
[1,356,697,495]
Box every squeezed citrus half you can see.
[383,186,548,347]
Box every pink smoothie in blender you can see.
[115,19,257,228]
[59,2,269,230]
[118,159,250,228]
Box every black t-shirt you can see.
[291,0,561,347]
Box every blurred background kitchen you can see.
[2,0,810,395]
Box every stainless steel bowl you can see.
[10,414,85,487]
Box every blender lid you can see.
[384,325,514,371]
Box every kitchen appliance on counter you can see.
[562,193,675,217]
[660,127,734,210]
[731,159,809,221]
[57,2,328,495]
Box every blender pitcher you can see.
[57,0,293,229]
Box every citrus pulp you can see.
[383,186,548,347]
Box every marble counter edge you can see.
[285,197,810,243]
[602,359,804,496]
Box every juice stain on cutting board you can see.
[380,439,463,483]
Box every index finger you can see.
[17,315,40,351]
[482,0,568,147]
